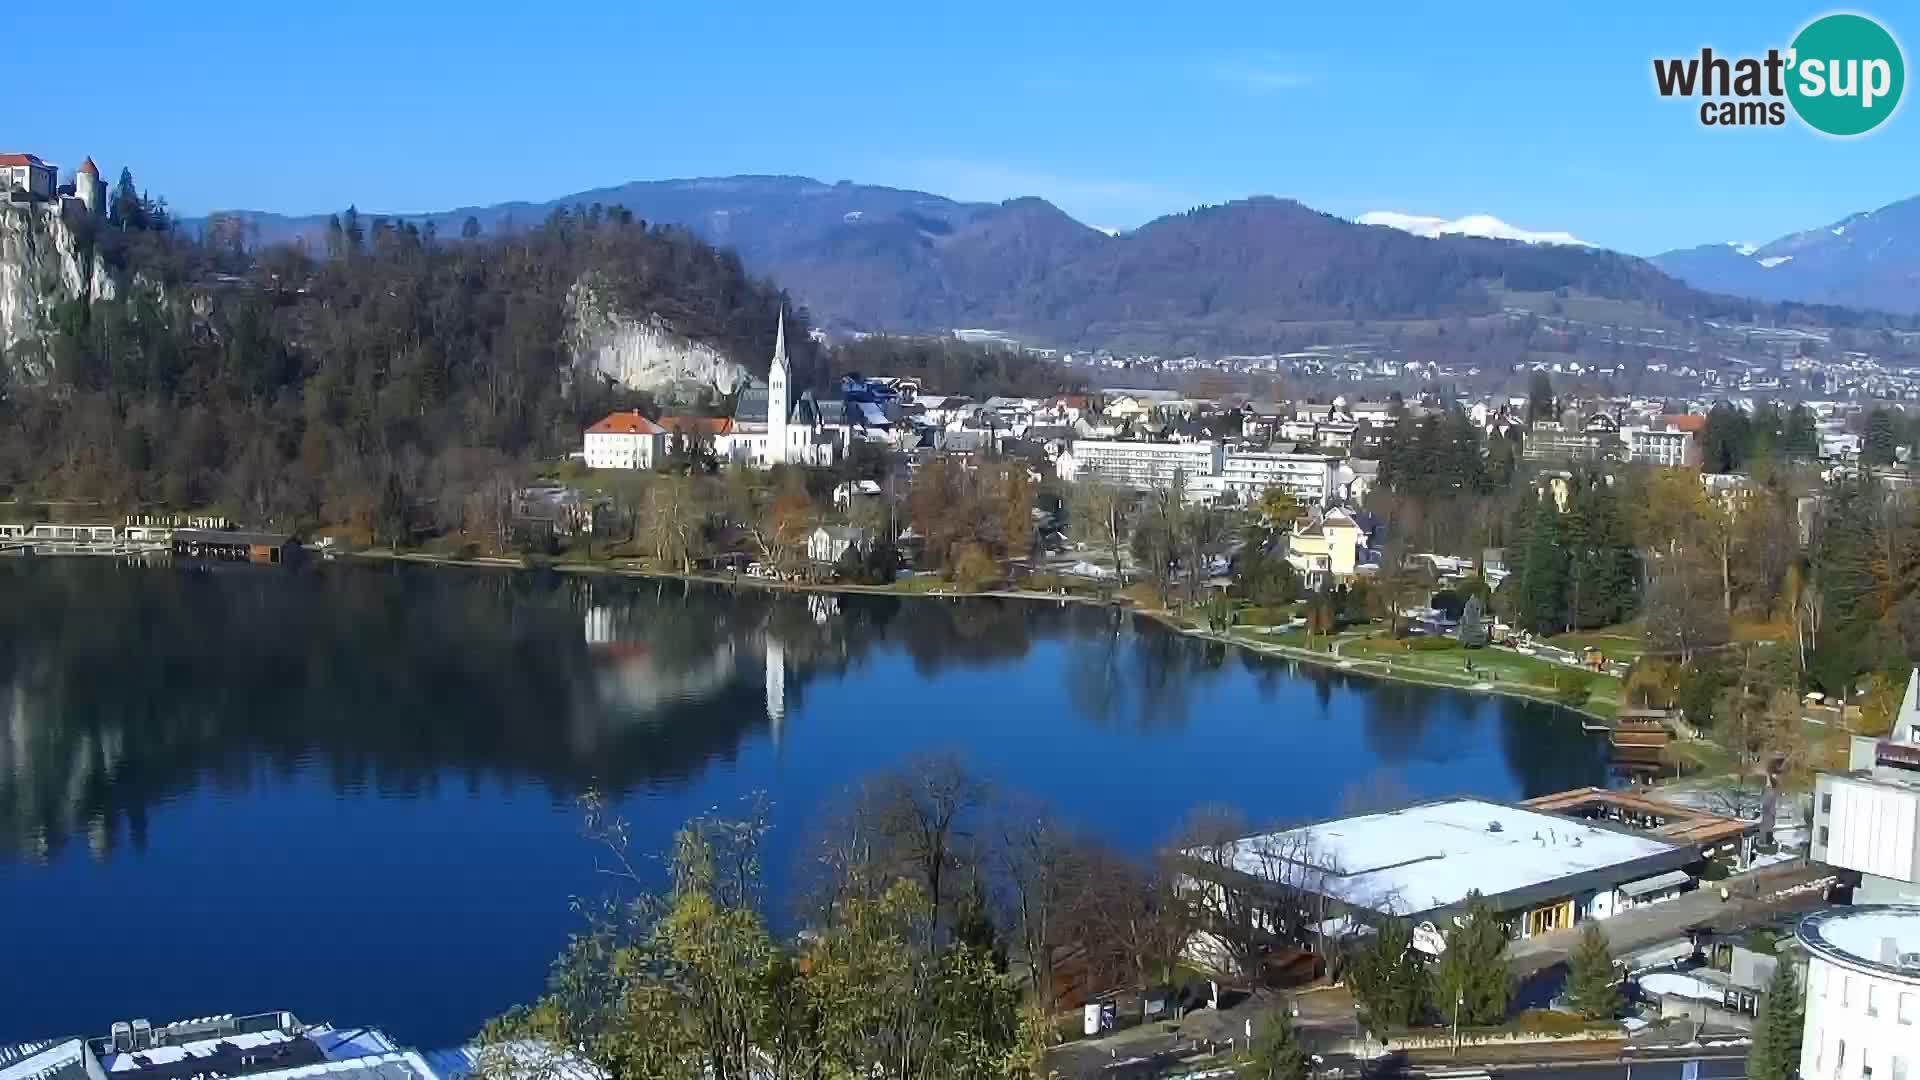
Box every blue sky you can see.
[13,1,1913,255]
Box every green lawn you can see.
[1342,635,1621,716]
[1546,625,1646,663]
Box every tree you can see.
[1459,594,1489,648]
[1349,918,1429,1028]
[1644,555,1730,663]
[482,797,777,1080]
[1746,961,1803,1080]
[1527,371,1555,425]
[856,755,988,938]
[1239,1008,1311,1080]
[109,167,144,231]
[1432,892,1509,1027]
[1864,407,1900,466]
[1563,924,1621,1020]
[1069,476,1128,586]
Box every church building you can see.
[719,310,844,469]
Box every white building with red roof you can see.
[0,153,57,201]
[582,410,666,470]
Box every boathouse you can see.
[172,529,297,564]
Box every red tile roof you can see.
[1662,413,1708,433]
[658,415,736,436]
[0,153,49,168]
[587,411,664,436]
[77,157,99,176]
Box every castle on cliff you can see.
[1,152,107,217]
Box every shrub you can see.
[1512,1009,1593,1036]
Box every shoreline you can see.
[338,548,1618,726]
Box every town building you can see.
[582,410,665,470]
[1055,439,1223,490]
[0,1010,595,1080]
[1624,417,1702,468]
[1796,905,1920,1080]
[1185,795,1736,958]
[1811,670,1920,904]
[1215,450,1341,505]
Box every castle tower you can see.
[767,308,790,466]
[75,157,104,217]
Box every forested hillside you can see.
[0,201,821,530]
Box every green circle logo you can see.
[1788,13,1905,136]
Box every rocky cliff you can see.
[566,273,752,402]
[0,208,116,381]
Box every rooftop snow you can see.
[1225,798,1679,916]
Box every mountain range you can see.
[194,175,1882,351]
[1651,194,1920,316]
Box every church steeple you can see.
[767,306,790,465]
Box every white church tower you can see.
[767,309,790,466]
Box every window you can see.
[1901,991,1916,1024]
[1892,1059,1906,1080]
[1842,976,1851,1008]
[1869,984,1881,1017]
[1821,825,1831,846]
[1822,793,1833,813]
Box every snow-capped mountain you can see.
[1358,210,1590,247]
[1652,195,1920,314]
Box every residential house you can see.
[1285,507,1366,587]
[808,525,872,565]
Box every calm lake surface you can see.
[0,559,1609,1046]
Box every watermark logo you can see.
[1653,12,1904,136]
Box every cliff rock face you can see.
[0,208,116,380]
[566,273,750,401]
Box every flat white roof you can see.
[1799,905,1920,984]
[1227,797,1679,916]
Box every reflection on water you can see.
[0,559,1608,1045]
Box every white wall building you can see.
[1813,670,1920,904]
[1797,906,1920,1080]
[1218,450,1341,506]
[1623,425,1699,468]
[1057,439,1222,490]
[583,411,665,470]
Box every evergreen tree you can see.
[1506,492,1568,634]
[109,167,144,231]
[1701,403,1751,473]
[1350,918,1430,1027]
[1459,594,1489,648]
[1784,405,1819,457]
[1864,407,1900,466]
[1745,961,1803,1080]
[1239,1009,1311,1080]
[1563,924,1621,1020]
[1432,892,1509,1027]
[1528,372,1555,424]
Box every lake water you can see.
[0,559,1608,1046]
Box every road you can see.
[1506,862,1830,975]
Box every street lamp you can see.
[1451,990,1463,1059]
